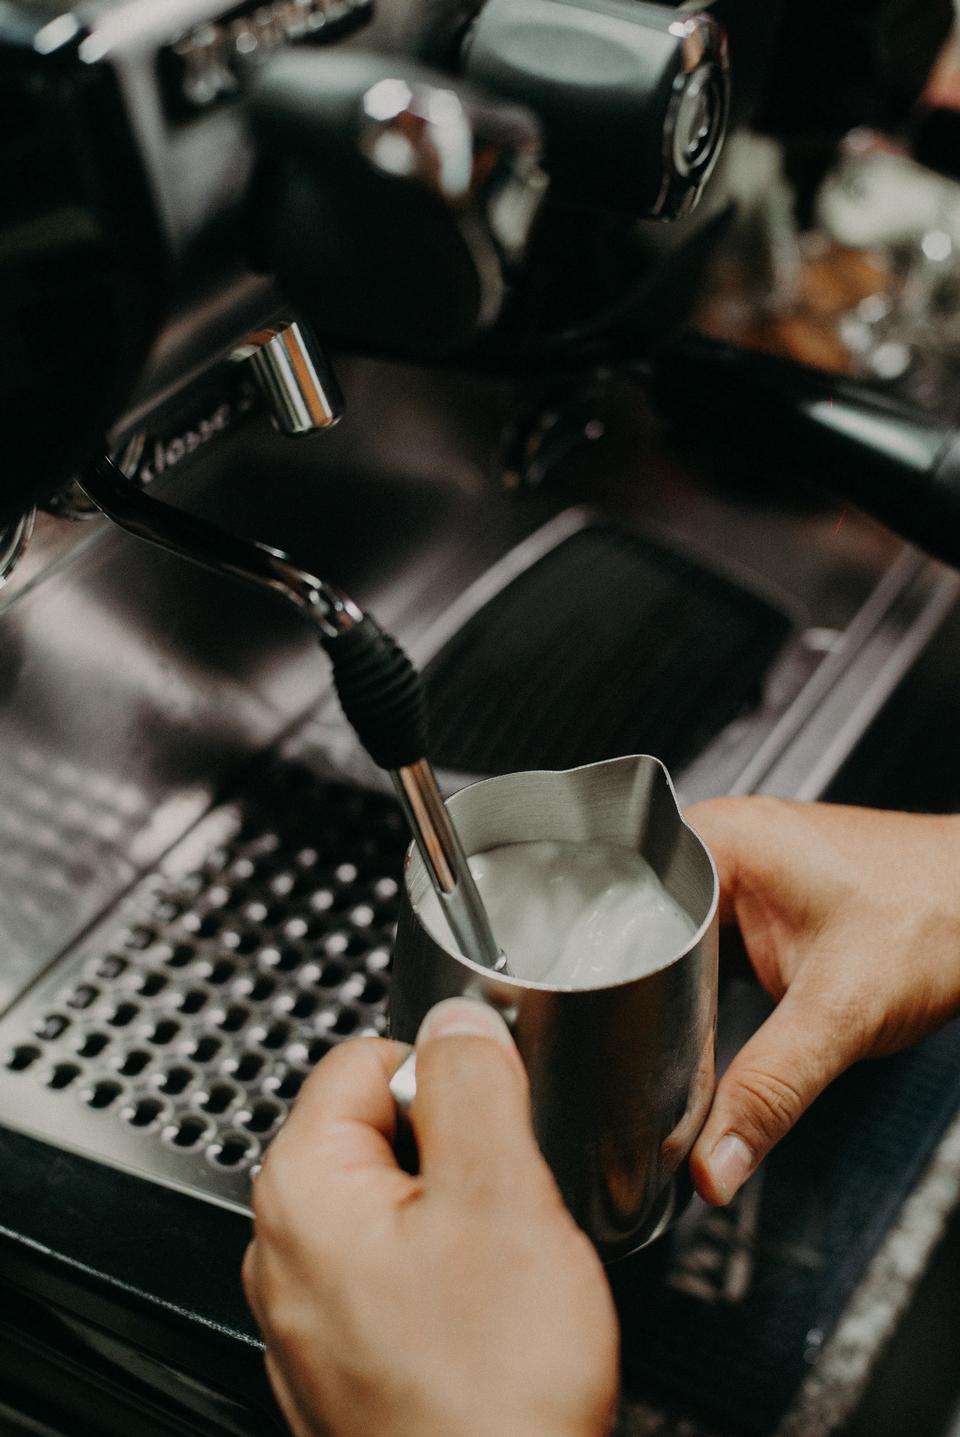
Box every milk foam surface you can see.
[418,839,696,987]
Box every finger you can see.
[690,980,863,1204]
[684,797,753,924]
[411,998,547,1202]
[263,1037,415,1207]
[264,1349,315,1437]
[685,795,790,925]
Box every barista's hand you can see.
[242,999,619,1437]
[686,798,960,1205]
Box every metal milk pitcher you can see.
[389,755,720,1259]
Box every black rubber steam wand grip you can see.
[324,615,506,974]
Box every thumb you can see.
[690,983,861,1205]
[411,998,544,1200]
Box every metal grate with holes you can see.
[0,765,407,1212]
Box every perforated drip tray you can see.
[0,764,407,1212]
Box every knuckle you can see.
[249,1160,290,1245]
[734,1064,806,1144]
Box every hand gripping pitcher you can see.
[389,755,720,1259]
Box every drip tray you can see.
[0,765,407,1212]
[422,524,794,777]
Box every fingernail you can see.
[416,998,513,1048]
[708,1133,754,1202]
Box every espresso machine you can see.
[3,1,960,1433]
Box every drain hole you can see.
[125,1097,164,1128]
[155,1065,195,1096]
[106,1002,139,1028]
[67,984,99,1010]
[35,1013,69,1041]
[227,1051,264,1082]
[196,1081,240,1115]
[87,1080,123,1110]
[168,1116,209,1149]
[307,1038,331,1064]
[123,926,155,950]
[260,946,300,974]
[147,1019,180,1045]
[95,954,127,980]
[116,1048,151,1077]
[76,1031,110,1059]
[207,1131,258,1169]
[255,1021,290,1052]
[217,1004,250,1034]
[6,1044,41,1072]
[47,1063,81,1090]
[270,1070,303,1101]
[234,974,276,1003]
[239,1099,283,1134]
[164,945,195,970]
[205,959,235,987]
[360,975,388,1005]
[317,960,346,989]
[134,971,167,998]
[282,992,316,1020]
[187,1033,222,1064]
[332,1009,359,1036]
[176,988,208,1016]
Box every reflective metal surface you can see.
[393,758,505,972]
[390,756,719,1258]
[232,320,344,436]
[0,767,405,1212]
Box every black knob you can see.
[246,50,545,355]
[462,0,728,219]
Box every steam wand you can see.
[81,453,506,975]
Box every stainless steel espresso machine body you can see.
[3,1,960,1434]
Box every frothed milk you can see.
[419,839,696,987]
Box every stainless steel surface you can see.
[389,755,719,1257]
[393,759,505,972]
[232,320,344,436]
[0,767,405,1213]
